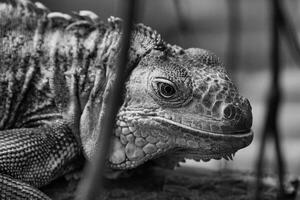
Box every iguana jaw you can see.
[154,116,253,162]
[108,114,253,170]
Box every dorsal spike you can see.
[47,12,72,21]
[71,11,85,21]
[107,16,122,29]
[47,12,72,28]
[34,2,49,12]
[79,10,99,23]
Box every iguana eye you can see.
[152,79,177,99]
[150,76,192,107]
[158,82,176,99]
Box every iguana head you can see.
[108,46,253,169]
[66,18,253,168]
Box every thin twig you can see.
[276,0,300,66]
[255,0,285,199]
[270,0,285,195]
[226,0,241,82]
[173,0,189,33]
[75,1,138,199]
[173,0,190,45]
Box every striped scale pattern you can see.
[0,122,80,199]
[0,122,80,187]
[0,174,51,200]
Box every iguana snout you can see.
[108,48,253,169]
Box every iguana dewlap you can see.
[0,0,253,199]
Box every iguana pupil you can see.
[158,82,176,98]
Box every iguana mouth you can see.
[152,116,253,138]
[152,116,253,162]
[108,115,253,170]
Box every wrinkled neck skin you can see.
[38,24,128,160]
[0,5,122,154]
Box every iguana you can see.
[0,0,253,199]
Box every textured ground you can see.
[41,167,285,200]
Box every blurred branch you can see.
[75,0,138,199]
[268,0,285,196]
[173,0,189,33]
[226,0,241,81]
[255,0,287,199]
[276,0,300,67]
[173,0,192,45]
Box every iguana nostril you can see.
[223,104,236,120]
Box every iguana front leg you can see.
[0,174,51,200]
[0,121,81,200]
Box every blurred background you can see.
[34,0,300,176]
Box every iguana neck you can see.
[45,23,122,110]
[0,16,123,130]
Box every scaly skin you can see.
[0,0,253,199]
[107,48,253,169]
